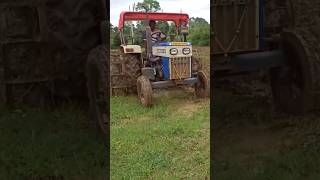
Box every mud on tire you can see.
[195,71,210,98]
[137,76,152,107]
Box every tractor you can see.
[212,0,320,114]
[111,10,209,106]
[0,0,109,135]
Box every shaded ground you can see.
[213,87,320,180]
[0,105,106,179]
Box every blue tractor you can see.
[111,11,209,107]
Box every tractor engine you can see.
[151,42,192,81]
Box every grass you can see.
[0,104,106,180]
[0,46,210,179]
[110,90,210,179]
[110,46,210,179]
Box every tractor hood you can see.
[152,42,192,57]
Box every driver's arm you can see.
[159,32,167,40]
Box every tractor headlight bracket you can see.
[170,48,178,55]
[182,48,191,55]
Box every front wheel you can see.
[137,76,153,107]
[195,71,209,98]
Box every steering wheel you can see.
[159,32,167,40]
[152,32,167,42]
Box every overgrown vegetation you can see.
[110,0,210,49]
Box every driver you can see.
[149,20,167,43]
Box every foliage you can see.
[188,17,210,46]
[157,21,169,34]
[110,25,121,49]
[110,17,210,48]
[110,0,210,48]
[135,0,161,12]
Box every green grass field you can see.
[110,90,210,179]
[110,46,210,179]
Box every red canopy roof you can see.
[118,11,189,31]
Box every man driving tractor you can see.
[149,19,167,43]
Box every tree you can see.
[157,21,169,33]
[135,0,161,12]
[188,17,210,46]
[168,22,176,34]
[189,17,209,30]
[110,24,121,49]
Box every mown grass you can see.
[0,104,106,180]
[110,90,210,179]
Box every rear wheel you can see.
[195,71,209,98]
[270,29,320,113]
[86,45,108,136]
[110,49,141,95]
[137,76,153,107]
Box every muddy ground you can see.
[213,72,320,179]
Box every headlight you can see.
[170,48,178,55]
[182,48,191,55]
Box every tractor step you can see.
[151,78,198,89]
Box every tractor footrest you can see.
[151,78,198,89]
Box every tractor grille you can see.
[169,57,191,80]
